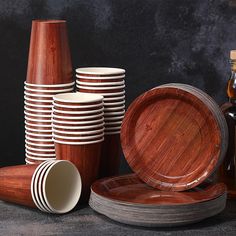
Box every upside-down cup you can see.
[26,20,73,84]
[0,160,82,213]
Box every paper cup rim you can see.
[52,101,103,109]
[76,80,124,86]
[25,81,75,88]
[52,118,104,125]
[75,67,125,75]
[52,107,104,115]
[53,92,103,103]
[76,84,125,90]
[52,123,104,130]
[42,160,82,213]
[52,127,104,135]
[24,86,74,93]
[53,133,104,140]
[52,112,104,120]
[53,137,104,145]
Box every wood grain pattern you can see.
[91,173,227,205]
[26,20,73,84]
[0,164,38,208]
[55,142,102,203]
[121,85,227,191]
[99,134,121,178]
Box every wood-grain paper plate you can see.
[121,84,228,191]
[89,174,226,227]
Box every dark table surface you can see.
[0,200,236,236]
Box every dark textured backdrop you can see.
[1,0,235,172]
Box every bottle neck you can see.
[228,61,236,103]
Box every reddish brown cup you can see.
[55,140,103,202]
[26,20,73,84]
[99,134,121,178]
[0,164,39,208]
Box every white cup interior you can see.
[75,67,125,75]
[42,160,82,213]
[53,92,103,103]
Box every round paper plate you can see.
[121,84,227,191]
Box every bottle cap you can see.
[230,50,236,60]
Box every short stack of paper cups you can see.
[75,67,125,177]
[52,92,104,202]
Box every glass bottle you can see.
[218,50,236,199]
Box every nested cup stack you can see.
[52,92,104,202]
[24,20,74,164]
[75,67,125,177]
